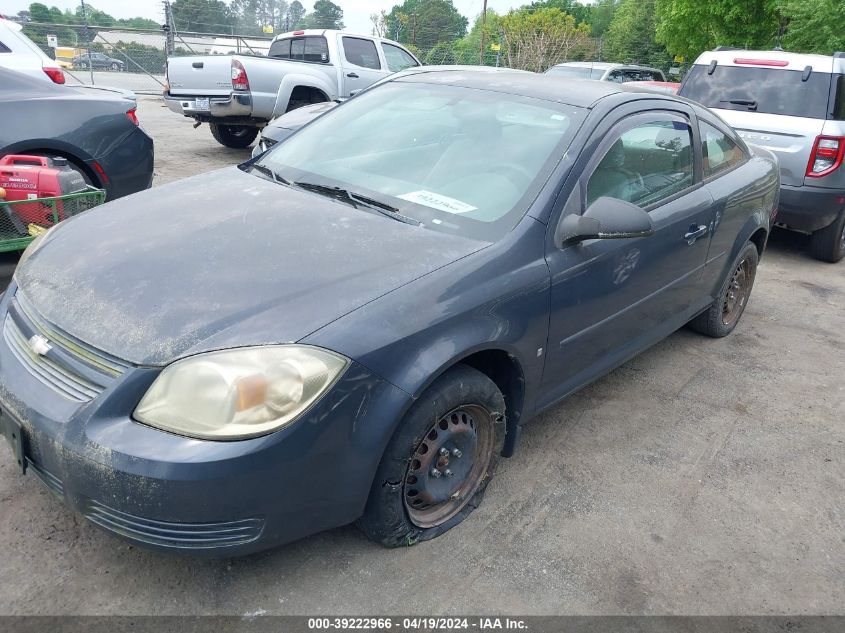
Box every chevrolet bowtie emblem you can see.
[28,334,52,356]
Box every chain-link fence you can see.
[18,21,683,96]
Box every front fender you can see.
[272,73,334,117]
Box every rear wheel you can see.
[110,62,120,71]
[809,210,845,263]
[689,242,758,338]
[357,365,506,547]
[209,123,258,148]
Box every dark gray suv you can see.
[681,49,845,262]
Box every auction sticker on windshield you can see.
[398,190,477,214]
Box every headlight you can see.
[134,345,349,440]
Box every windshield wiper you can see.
[720,98,757,110]
[294,181,421,226]
[251,163,292,186]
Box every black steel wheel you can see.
[689,241,759,338]
[358,365,506,548]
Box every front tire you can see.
[357,365,506,548]
[689,242,759,338]
[209,123,258,148]
[810,210,845,263]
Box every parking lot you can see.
[0,95,842,616]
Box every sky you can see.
[2,0,524,37]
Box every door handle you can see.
[684,224,709,244]
[346,72,359,78]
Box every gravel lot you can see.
[0,96,842,616]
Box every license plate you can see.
[194,97,210,111]
[0,409,26,475]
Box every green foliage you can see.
[171,0,236,32]
[500,7,591,71]
[386,0,468,49]
[781,0,845,54]
[302,0,344,29]
[589,0,619,37]
[424,41,455,64]
[654,0,783,61]
[603,0,670,68]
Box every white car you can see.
[545,61,666,83]
[0,17,65,84]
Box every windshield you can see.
[546,65,605,80]
[681,65,833,118]
[254,80,585,241]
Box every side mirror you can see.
[556,197,654,246]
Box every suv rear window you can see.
[681,64,832,119]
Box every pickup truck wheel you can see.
[809,210,845,263]
[688,242,758,338]
[209,123,258,148]
[357,364,506,548]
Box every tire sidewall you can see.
[358,365,506,547]
[714,242,759,336]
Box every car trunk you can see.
[167,55,234,97]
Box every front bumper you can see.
[164,91,252,120]
[776,184,845,233]
[0,286,410,556]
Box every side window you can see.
[606,70,624,83]
[269,38,291,59]
[700,121,745,177]
[304,36,329,63]
[622,70,641,82]
[587,118,694,208]
[342,37,380,70]
[0,40,10,53]
[382,43,418,72]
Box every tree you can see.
[303,0,343,29]
[386,0,467,49]
[654,0,784,62]
[589,0,619,37]
[287,0,307,29]
[500,7,591,71]
[371,10,389,37]
[171,0,236,33]
[781,0,845,54]
[603,0,669,68]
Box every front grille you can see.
[81,499,265,549]
[3,291,130,403]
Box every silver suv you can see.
[680,49,845,262]
[545,62,666,83]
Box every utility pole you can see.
[479,0,488,66]
[79,0,94,85]
[411,13,417,47]
[163,0,175,56]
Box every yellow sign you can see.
[674,55,684,63]
[262,25,274,34]
[490,43,500,51]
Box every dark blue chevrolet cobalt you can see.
[0,69,779,555]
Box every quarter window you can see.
[269,38,291,59]
[382,43,418,72]
[700,121,745,177]
[342,37,381,70]
[587,119,694,208]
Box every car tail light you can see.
[91,161,109,184]
[126,107,139,126]
[43,66,65,84]
[231,59,249,91]
[806,136,845,178]
[733,58,789,67]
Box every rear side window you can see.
[832,75,845,121]
[0,40,10,53]
[304,37,329,63]
[681,64,831,119]
[623,69,662,82]
[382,43,418,72]
[342,37,380,70]
[700,122,745,177]
[269,38,291,59]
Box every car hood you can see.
[14,168,486,366]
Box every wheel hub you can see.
[403,406,493,528]
[722,258,751,326]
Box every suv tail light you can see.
[126,107,139,126]
[806,136,845,178]
[43,66,65,84]
[231,59,249,91]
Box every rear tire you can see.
[209,123,258,148]
[357,365,506,548]
[689,242,758,338]
[110,62,119,71]
[809,210,845,263]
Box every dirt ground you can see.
[0,96,842,616]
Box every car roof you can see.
[692,49,843,73]
[550,61,662,72]
[392,68,656,108]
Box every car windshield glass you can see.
[547,66,604,80]
[255,80,586,241]
[681,65,832,118]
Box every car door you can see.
[338,36,389,96]
[540,107,716,404]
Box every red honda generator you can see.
[0,154,88,227]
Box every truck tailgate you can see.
[167,56,233,97]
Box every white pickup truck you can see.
[164,29,420,148]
